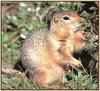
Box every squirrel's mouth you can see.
[73,24,83,32]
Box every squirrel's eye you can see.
[63,16,69,20]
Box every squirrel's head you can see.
[50,10,84,40]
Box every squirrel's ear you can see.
[54,17,59,23]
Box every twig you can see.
[1,67,23,76]
[79,58,90,76]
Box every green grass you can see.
[1,71,98,90]
[1,74,33,89]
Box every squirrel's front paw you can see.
[69,58,82,68]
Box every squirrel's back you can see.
[20,28,49,68]
[22,28,48,50]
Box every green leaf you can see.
[2,33,10,42]
[20,28,29,35]
[11,43,19,49]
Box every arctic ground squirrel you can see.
[20,10,85,87]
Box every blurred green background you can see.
[1,1,99,90]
